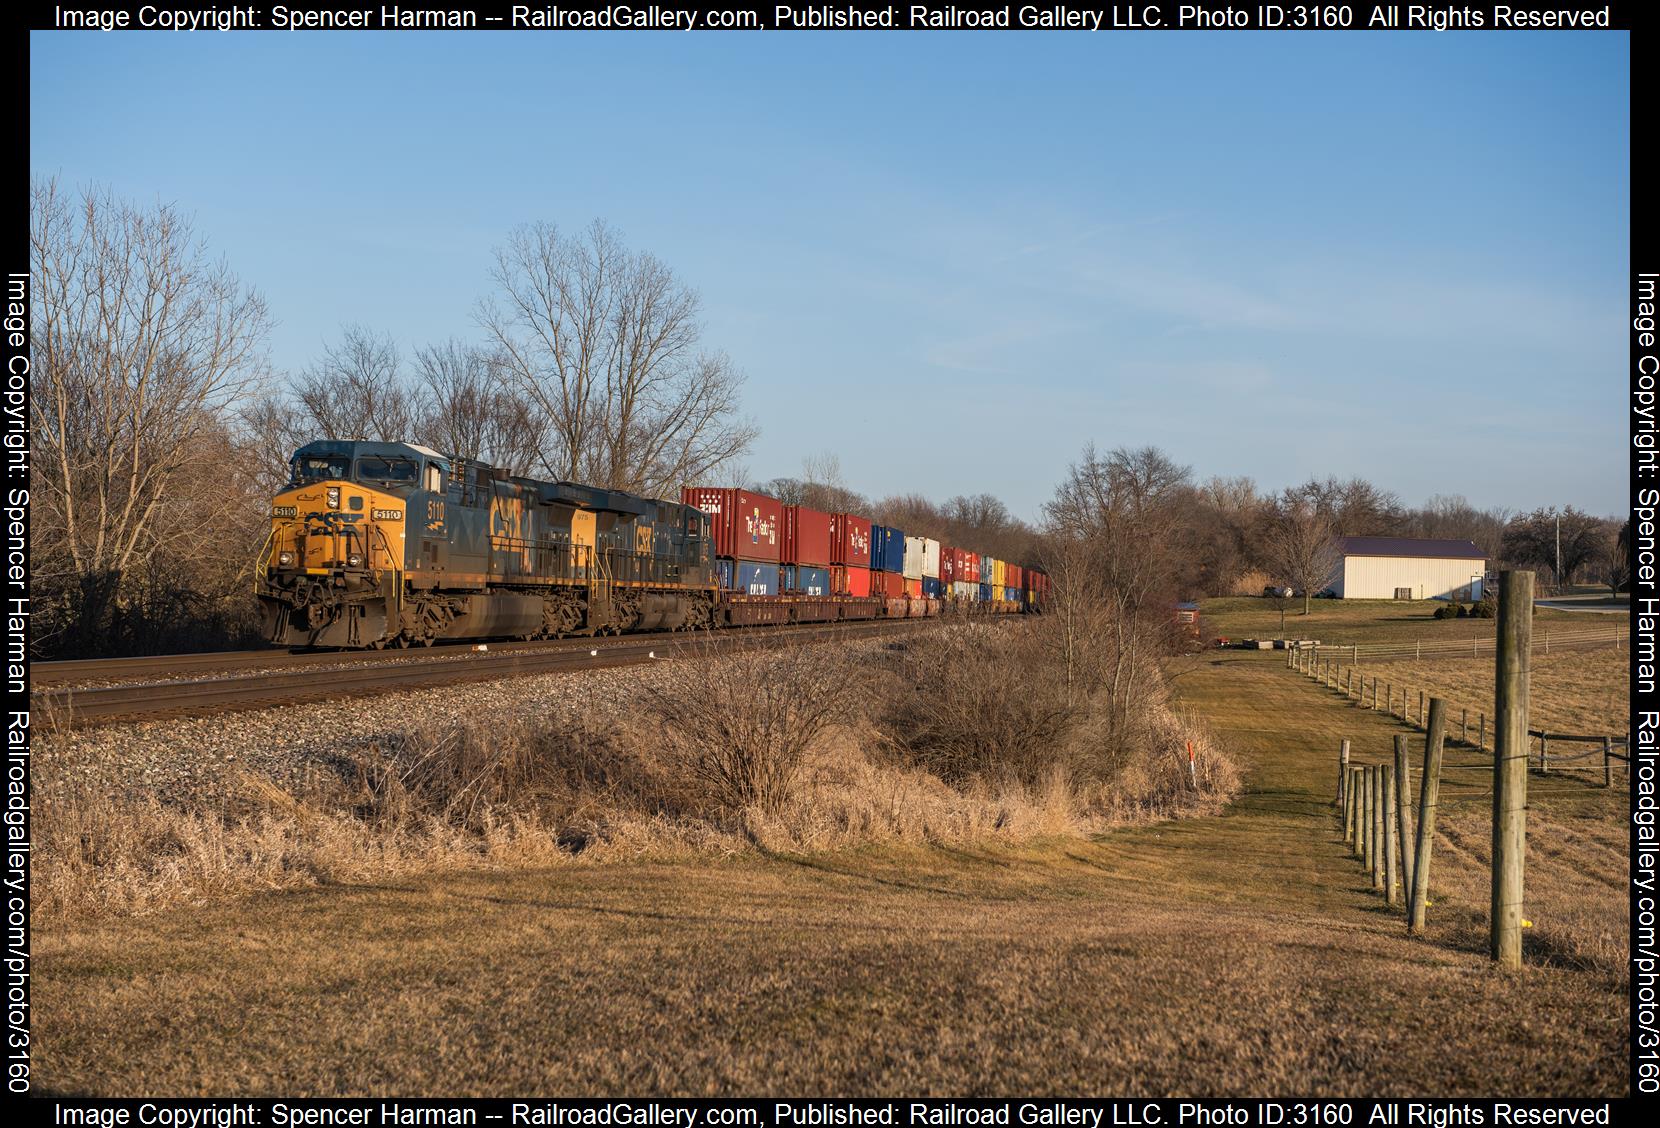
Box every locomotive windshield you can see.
[291,454,350,484]
[355,456,420,484]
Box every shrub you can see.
[1433,604,1456,619]
[1470,600,1496,619]
[1455,603,1470,618]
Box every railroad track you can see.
[33,618,933,728]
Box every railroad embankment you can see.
[34,620,1234,919]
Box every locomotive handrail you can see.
[372,523,404,611]
[251,524,277,593]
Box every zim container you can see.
[782,505,832,567]
[870,525,905,574]
[735,561,779,596]
[682,487,781,563]
[830,513,872,567]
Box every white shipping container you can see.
[922,538,941,580]
[902,536,925,581]
[952,580,978,600]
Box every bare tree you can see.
[413,339,542,473]
[292,325,414,442]
[1500,506,1604,591]
[477,219,756,497]
[1044,445,1192,733]
[1263,491,1340,615]
[30,178,272,650]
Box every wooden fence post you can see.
[1386,682,1392,716]
[1360,767,1372,863]
[1461,708,1468,746]
[1394,735,1416,903]
[1418,691,1425,726]
[1408,698,1447,935]
[1337,740,1350,808]
[1371,678,1378,710]
[1540,733,1549,775]
[1374,766,1387,889]
[1383,764,1398,906]
[1346,767,1360,847]
[1492,569,1533,969]
[1605,736,1614,788]
[1479,713,1485,753]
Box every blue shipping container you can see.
[1006,586,1019,602]
[922,577,942,598]
[869,525,905,574]
[717,559,735,590]
[790,566,830,596]
[737,561,779,596]
[980,583,993,602]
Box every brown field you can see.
[34,636,1628,1095]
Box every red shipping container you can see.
[781,505,832,567]
[1008,563,1023,590]
[834,565,871,598]
[904,578,923,599]
[682,488,781,563]
[873,570,904,598]
[940,546,957,585]
[829,513,872,567]
[963,552,979,584]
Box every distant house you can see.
[1331,537,1486,601]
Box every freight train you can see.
[256,440,1047,648]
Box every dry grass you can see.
[34,652,1625,1096]
[34,628,1236,921]
[1359,648,1628,740]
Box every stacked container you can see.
[902,536,925,582]
[829,512,872,603]
[869,525,905,576]
[683,487,781,594]
[781,505,832,595]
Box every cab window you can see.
[356,456,419,484]
[292,454,350,484]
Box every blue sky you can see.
[30,31,1629,520]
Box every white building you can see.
[1332,536,1486,601]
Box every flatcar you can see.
[257,440,1041,649]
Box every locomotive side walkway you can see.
[34,654,1627,1095]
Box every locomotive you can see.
[257,439,1039,649]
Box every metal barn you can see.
[1332,536,1486,601]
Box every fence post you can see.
[1383,764,1398,906]
[1353,643,1358,665]
[1371,678,1378,710]
[1492,569,1533,969]
[1346,767,1361,847]
[1386,682,1392,716]
[1408,698,1447,935]
[1479,713,1485,753]
[1416,639,1421,660]
[1359,767,1371,862]
[1604,736,1613,788]
[1544,629,1549,655]
[1461,708,1468,746]
[1540,734,1549,775]
[1418,690,1425,726]
[1337,740,1350,808]
[1371,765,1386,892]
[1366,766,1379,883]
[1394,734,1416,903]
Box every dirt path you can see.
[34,655,1628,1096]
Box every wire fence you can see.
[1288,642,1630,785]
[1304,623,1625,664]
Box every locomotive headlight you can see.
[347,553,363,568]
[277,551,294,566]
[326,486,341,509]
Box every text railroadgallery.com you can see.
[1636,272,1660,1096]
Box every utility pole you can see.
[1555,512,1562,591]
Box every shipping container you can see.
[902,536,925,581]
[831,565,873,598]
[992,559,1006,588]
[922,538,941,580]
[869,525,905,574]
[735,561,779,596]
[682,488,781,563]
[829,513,873,568]
[964,552,980,584]
[979,582,993,602]
[716,558,735,590]
[940,547,957,586]
[922,576,942,598]
[904,577,923,599]
[782,505,832,567]
[1007,564,1023,591]
[874,570,905,598]
[786,565,831,596]
[952,580,978,601]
